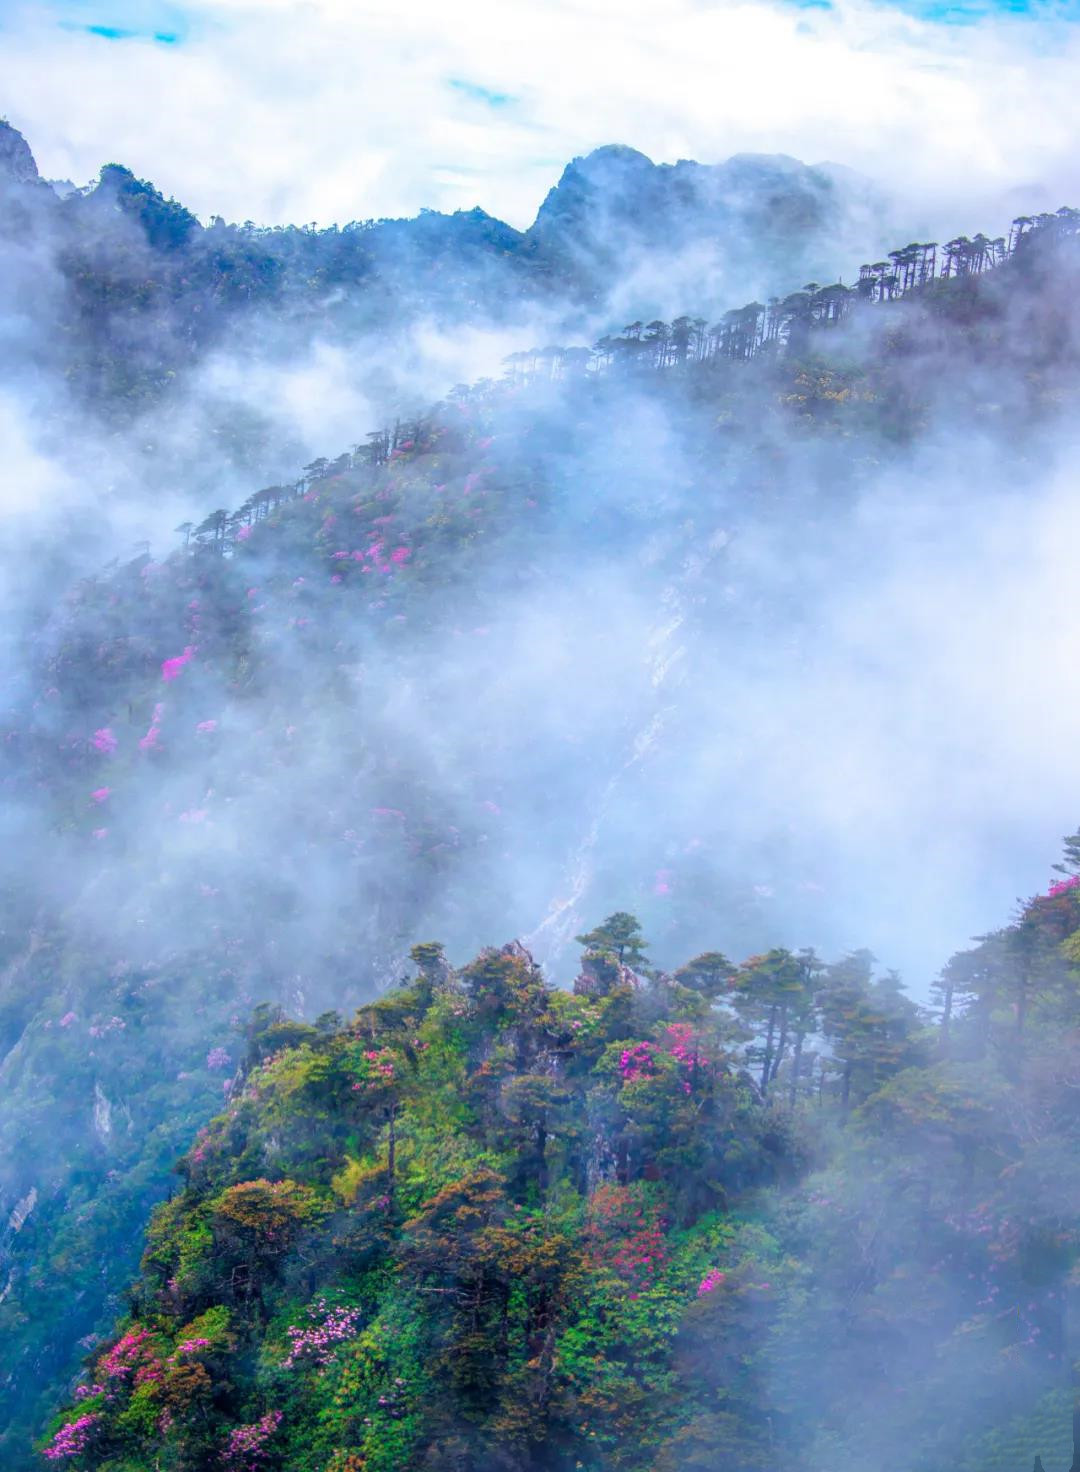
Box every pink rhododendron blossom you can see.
[282,1298,362,1368]
[59,1011,76,1027]
[43,1412,100,1459]
[1048,876,1080,897]
[206,1047,231,1070]
[91,728,117,754]
[161,646,195,681]
[223,1409,283,1470]
[653,868,672,896]
[698,1268,726,1296]
[139,727,161,751]
[390,546,411,563]
[91,828,107,840]
[619,1042,655,1082]
[236,524,253,542]
[99,1329,153,1380]
[90,787,110,804]
[330,573,343,583]
[195,720,218,735]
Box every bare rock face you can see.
[0,120,40,187]
[6,1187,37,1235]
[573,949,641,997]
[93,1082,113,1142]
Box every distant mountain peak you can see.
[0,119,40,188]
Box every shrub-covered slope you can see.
[7,216,1080,1467]
[39,863,1080,1472]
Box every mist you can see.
[4,76,1080,1472]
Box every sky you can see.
[1,0,1080,231]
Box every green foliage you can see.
[40,842,1080,1471]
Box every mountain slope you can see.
[3,190,1080,1466]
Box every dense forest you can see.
[4,113,1080,1470]
[35,869,1080,1472]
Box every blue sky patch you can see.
[44,1,190,43]
[872,0,1079,18]
[448,79,515,108]
[61,21,180,42]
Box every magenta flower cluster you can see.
[161,645,196,682]
[698,1268,726,1296]
[89,1016,125,1039]
[666,1023,703,1093]
[282,1297,362,1368]
[351,1047,396,1091]
[1048,875,1080,898]
[42,1412,100,1460]
[206,1046,232,1071]
[618,1042,655,1082]
[223,1409,283,1470]
[99,1328,152,1379]
[173,1336,212,1356]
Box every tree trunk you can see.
[939,980,953,1058]
[770,1005,789,1086]
[760,1005,778,1095]
[1065,1274,1080,1472]
[788,1032,804,1109]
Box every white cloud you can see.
[1,0,1079,240]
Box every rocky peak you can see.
[0,120,40,188]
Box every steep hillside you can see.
[37,864,1080,1472]
[0,119,883,419]
[4,200,1080,1466]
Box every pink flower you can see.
[195,720,218,734]
[698,1268,726,1296]
[91,728,117,754]
[390,546,411,564]
[236,524,253,542]
[59,1011,76,1027]
[90,787,110,804]
[92,828,108,840]
[161,647,195,682]
[43,1412,100,1460]
[139,727,161,751]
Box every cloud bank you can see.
[1,0,1079,236]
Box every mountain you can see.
[2,108,1080,1467]
[34,874,1080,1472]
[1,206,1079,1467]
[0,119,42,189]
[525,144,879,306]
[0,126,886,422]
